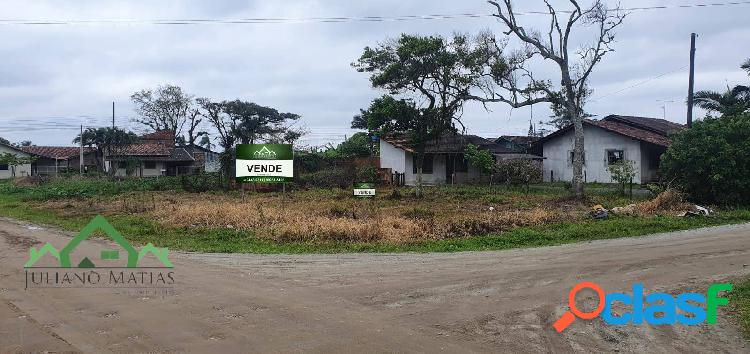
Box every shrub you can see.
[298,168,354,189]
[661,113,750,205]
[0,176,182,200]
[356,165,379,183]
[607,160,636,196]
[180,173,223,193]
[496,159,542,187]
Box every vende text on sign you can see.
[235,144,294,183]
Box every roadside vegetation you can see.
[1,177,749,253]
[732,278,750,339]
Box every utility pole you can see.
[112,101,116,129]
[686,33,696,128]
[80,124,84,175]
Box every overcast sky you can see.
[0,0,747,148]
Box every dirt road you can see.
[1,217,749,353]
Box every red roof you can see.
[141,130,175,141]
[587,119,674,147]
[535,116,685,148]
[20,146,94,159]
[110,143,172,156]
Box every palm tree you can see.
[73,127,137,172]
[693,59,750,116]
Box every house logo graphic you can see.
[252,146,277,160]
[24,215,175,289]
[25,215,172,268]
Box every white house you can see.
[380,133,542,186]
[535,115,686,184]
[0,143,33,179]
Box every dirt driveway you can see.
[0,217,749,353]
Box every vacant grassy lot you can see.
[1,177,749,253]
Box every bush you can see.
[496,159,542,186]
[0,176,182,200]
[180,173,223,193]
[356,165,379,183]
[607,160,636,196]
[298,168,355,189]
[661,113,750,205]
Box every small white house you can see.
[0,143,33,179]
[535,115,686,184]
[380,133,541,186]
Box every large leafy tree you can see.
[693,58,750,116]
[480,0,626,199]
[661,113,750,205]
[73,127,137,172]
[353,34,498,196]
[131,84,205,145]
[353,95,431,194]
[223,100,301,145]
[335,132,372,158]
[199,98,302,187]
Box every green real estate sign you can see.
[236,144,294,183]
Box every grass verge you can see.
[1,193,749,254]
[731,278,750,339]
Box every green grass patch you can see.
[1,193,749,254]
[0,176,182,200]
[731,278,750,338]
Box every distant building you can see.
[105,130,219,177]
[19,146,97,176]
[380,133,542,186]
[535,115,686,184]
[494,136,539,152]
[0,142,33,179]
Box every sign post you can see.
[236,144,294,184]
[353,183,376,198]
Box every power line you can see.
[589,65,689,102]
[0,1,747,25]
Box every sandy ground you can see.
[0,217,749,353]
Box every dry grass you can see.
[34,187,692,244]
[635,190,694,216]
[136,191,576,243]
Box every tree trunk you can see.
[415,152,424,198]
[561,68,585,199]
[571,117,585,199]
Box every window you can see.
[0,164,7,171]
[144,161,157,169]
[412,154,434,174]
[607,150,625,165]
[569,151,586,166]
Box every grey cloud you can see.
[0,0,747,146]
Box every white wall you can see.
[404,151,447,185]
[0,145,32,179]
[542,125,645,184]
[379,140,407,174]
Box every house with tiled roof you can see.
[534,115,687,184]
[19,146,97,176]
[380,133,542,185]
[105,130,218,177]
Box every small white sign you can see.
[353,188,376,197]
